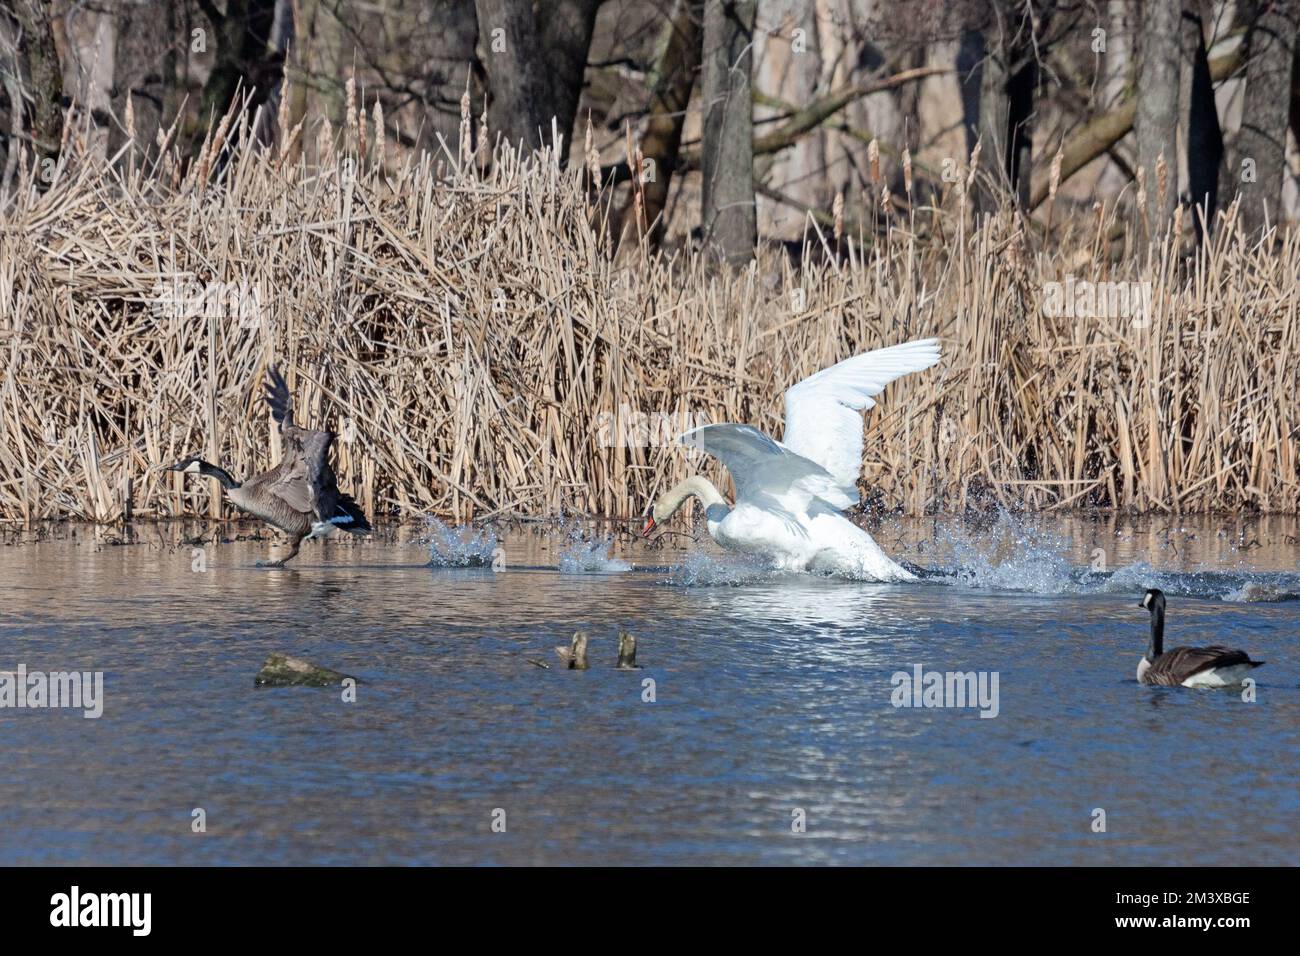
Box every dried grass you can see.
[1,109,1297,525]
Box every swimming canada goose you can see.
[616,631,640,670]
[641,339,940,581]
[555,631,590,670]
[1137,588,1265,687]
[167,366,371,566]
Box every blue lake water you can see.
[1,516,1297,865]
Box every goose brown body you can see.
[167,365,370,566]
[1139,645,1260,686]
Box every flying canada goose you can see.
[167,366,371,566]
[1137,588,1265,688]
[641,339,940,581]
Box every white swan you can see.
[641,338,941,581]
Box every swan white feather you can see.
[649,338,941,581]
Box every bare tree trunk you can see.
[12,0,63,166]
[83,4,119,160]
[1,14,24,192]
[1235,0,1299,234]
[537,0,602,155]
[475,0,548,150]
[1292,41,1300,145]
[1179,2,1221,238]
[968,6,1033,214]
[1097,0,1135,194]
[421,0,480,154]
[958,27,984,158]
[700,0,756,265]
[754,0,824,238]
[1136,0,1181,229]
[973,24,1010,212]
[254,0,293,146]
[1027,39,1245,210]
[1007,45,1036,211]
[189,0,280,158]
[617,0,701,244]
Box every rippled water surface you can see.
[2,515,1298,865]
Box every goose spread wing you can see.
[781,339,941,506]
[263,366,339,520]
[264,365,332,451]
[1148,645,1254,685]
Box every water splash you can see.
[666,550,781,587]
[918,515,1081,593]
[557,534,631,574]
[422,517,499,568]
[905,511,1300,601]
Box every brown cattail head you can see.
[316,117,334,162]
[276,79,291,150]
[585,114,600,188]
[372,100,385,168]
[476,104,488,169]
[459,84,472,167]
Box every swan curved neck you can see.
[661,475,728,518]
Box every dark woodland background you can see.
[1,1,1297,263]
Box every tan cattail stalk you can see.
[902,148,913,194]
[833,190,844,242]
[3,129,1297,525]
[867,139,881,185]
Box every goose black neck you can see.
[198,461,240,490]
[1147,602,1165,660]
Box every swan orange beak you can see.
[641,516,656,538]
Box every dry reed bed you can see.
[0,124,1297,525]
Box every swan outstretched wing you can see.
[680,423,853,512]
[781,338,940,504]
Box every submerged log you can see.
[254,653,354,687]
